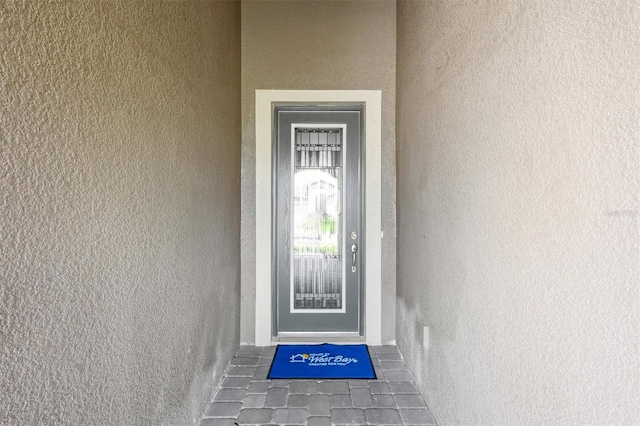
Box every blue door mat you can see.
[267,344,376,380]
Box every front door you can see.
[274,106,363,336]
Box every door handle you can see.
[351,243,358,273]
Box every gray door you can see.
[274,106,363,335]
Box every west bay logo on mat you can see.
[289,352,358,367]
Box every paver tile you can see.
[330,394,352,408]
[253,366,269,380]
[273,408,308,424]
[377,351,402,361]
[248,381,269,394]
[348,379,370,388]
[204,402,242,418]
[262,346,277,357]
[243,394,266,408]
[199,418,236,426]
[289,380,319,394]
[230,357,259,366]
[309,394,330,416]
[389,381,420,394]
[380,360,407,371]
[394,394,427,408]
[399,408,437,425]
[365,408,403,424]
[372,394,396,408]
[264,387,288,407]
[369,382,391,394]
[318,380,349,394]
[373,365,385,380]
[226,366,255,377]
[237,408,274,424]
[330,408,366,424]
[214,388,248,402]
[350,388,374,408]
[385,370,413,381]
[258,357,273,366]
[220,377,251,388]
[237,346,264,357]
[308,416,331,426]
[374,345,399,353]
[269,379,290,388]
[287,393,309,408]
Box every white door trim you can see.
[255,90,382,346]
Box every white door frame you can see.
[255,90,382,346]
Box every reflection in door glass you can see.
[292,128,343,309]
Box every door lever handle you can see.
[351,243,358,273]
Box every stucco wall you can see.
[241,0,397,344]
[0,1,241,424]
[397,1,639,424]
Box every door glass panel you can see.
[292,128,343,310]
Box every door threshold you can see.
[272,334,365,345]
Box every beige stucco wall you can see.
[241,0,397,344]
[396,1,639,424]
[0,1,241,424]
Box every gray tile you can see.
[289,380,319,394]
[374,345,399,354]
[399,408,437,425]
[308,416,331,426]
[394,394,427,408]
[230,357,259,366]
[372,394,396,408]
[262,346,277,357]
[237,408,274,424]
[264,387,288,408]
[253,366,269,380]
[318,380,349,394]
[330,408,365,424]
[309,394,330,416]
[373,365,385,380]
[204,402,242,418]
[330,394,352,408]
[243,394,266,408]
[237,346,264,357]
[220,377,251,388]
[227,366,256,377]
[365,408,403,424]
[369,382,391,394]
[269,379,290,388]
[380,360,407,371]
[350,388,374,408]
[199,418,236,426]
[385,370,413,381]
[389,381,420,394]
[376,351,402,361]
[248,381,270,394]
[258,357,273,366]
[214,388,248,402]
[287,393,309,408]
[348,379,369,388]
[273,408,308,424]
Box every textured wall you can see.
[396,1,639,424]
[0,1,241,424]
[241,0,396,344]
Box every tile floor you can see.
[199,345,436,425]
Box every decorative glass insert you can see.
[292,128,343,310]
